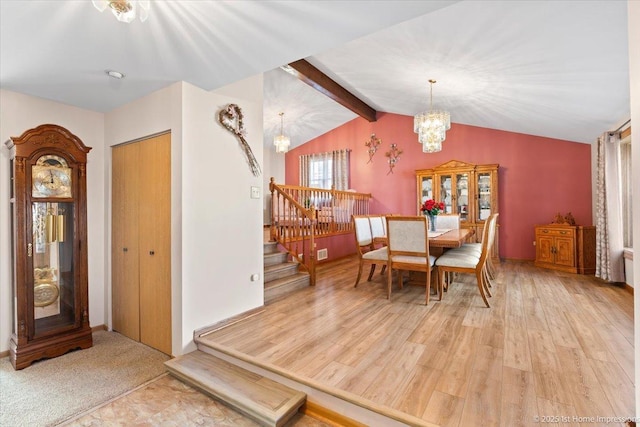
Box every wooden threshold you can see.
[195,306,265,339]
[165,350,306,427]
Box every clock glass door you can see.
[31,201,76,337]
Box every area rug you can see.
[0,330,170,427]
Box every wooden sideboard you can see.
[534,224,596,274]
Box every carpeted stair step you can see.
[264,272,310,304]
[165,350,306,427]
[264,262,299,282]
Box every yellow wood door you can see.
[111,142,141,341]
[138,133,172,355]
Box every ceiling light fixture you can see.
[274,112,290,153]
[92,0,150,23]
[414,79,450,153]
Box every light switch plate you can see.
[250,186,260,199]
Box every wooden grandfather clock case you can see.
[6,124,92,369]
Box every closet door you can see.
[138,133,172,355]
[111,142,141,341]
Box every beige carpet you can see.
[0,330,170,427]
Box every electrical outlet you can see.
[533,241,536,246]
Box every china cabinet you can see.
[416,160,499,260]
[6,124,92,369]
[534,224,596,274]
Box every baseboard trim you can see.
[195,306,265,339]
[302,400,367,427]
[0,350,9,358]
[622,282,634,295]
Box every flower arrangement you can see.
[421,199,445,216]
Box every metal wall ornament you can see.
[385,143,403,175]
[365,134,382,163]
[218,104,262,176]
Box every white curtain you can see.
[595,132,625,282]
[299,149,350,190]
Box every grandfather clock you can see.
[6,124,92,369]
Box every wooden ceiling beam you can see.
[287,59,377,122]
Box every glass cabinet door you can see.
[456,173,469,222]
[440,175,453,213]
[477,173,492,221]
[420,175,433,206]
[31,201,76,336]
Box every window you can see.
[299,149,350,190]
[309,156,333,189]
[620,135,632,247]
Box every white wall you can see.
[215,74,284,224]
[104,82,184,356]
[628,0,640,416]
[0,90,106,353]
[180,77,264,353]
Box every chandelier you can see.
[92,0,150,23]
[414,79,450,153]
[274,112,290,153]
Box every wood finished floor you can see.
[200,256,635,427]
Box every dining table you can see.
[428,228,474,249]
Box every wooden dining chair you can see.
[352,215,388,288]
[456,213,499,283]
[435,213,497,307]
[368,215,387,247]
[385,215,438,304]
[435,213,460,230]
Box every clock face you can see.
[32,155,72,198]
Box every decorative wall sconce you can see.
[385,143,403,175]
[365,134,382,163]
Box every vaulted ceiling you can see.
[1,1,630,149]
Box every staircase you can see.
[263,241,310,304]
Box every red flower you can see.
[421,199,444,215]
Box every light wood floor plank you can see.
[422,390,465,427]
[555,345,616,419]
[391,366,442,418]
[535,397,580,427]
[197,257,634,427]
[587,358,635,418]
[500,367,538,427]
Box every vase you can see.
[427,214,436,232]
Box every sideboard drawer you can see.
[536,227,575,238]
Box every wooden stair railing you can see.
[269,178,372,287]
[270,181,317,286]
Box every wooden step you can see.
[265,272,310,304]
[263,241,279,254]
[264,262,299,282]
[264,251,289,267]
[165,350,306,427]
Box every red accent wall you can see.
[285,112,593,260]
